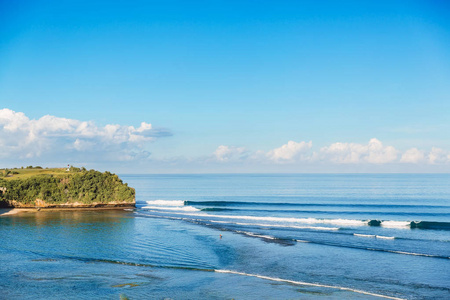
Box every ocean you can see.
[1,174,449,299]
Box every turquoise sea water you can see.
[1,174,449,299]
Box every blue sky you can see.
[1,0,449,173]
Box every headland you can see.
[0,166,135,213]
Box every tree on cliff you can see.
[0,169,135,206]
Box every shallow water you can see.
[1,174,449,299]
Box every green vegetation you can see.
[0,167,135,207]
[0,167,68,179]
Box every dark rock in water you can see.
[368,220,382,226]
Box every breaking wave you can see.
[185,200,448,210]
[139,200,450,230]
[214,270,406,300]
[143,200,186,206]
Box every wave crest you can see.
[144,200,186,206]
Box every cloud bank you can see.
[213,138,450,166]
[0,108,171,162]
[1,109,449,172]
[214,145,248,161]
[319,138,398,164]
[267,141,312,162]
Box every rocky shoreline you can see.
[1,199,136,209]
[0,205,135,217]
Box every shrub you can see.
[0,170,135,205]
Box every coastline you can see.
[0,206,135,217]
[0,208,35,216]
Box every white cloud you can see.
[0,108,171,161]
[267,141,312,162]
[72,138,95,151]
[428,147,450,164]
[214,145,247,161]
[365,138,398,163]
[214,138,450,168]
[319,138,397,164]
[2,109,448,172]
[400,148,425,163]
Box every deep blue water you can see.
[1,174,449,299]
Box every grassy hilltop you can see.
[0,166,135,208]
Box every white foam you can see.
[292,225,340,231]
[354,233,375,238]
[159,211,365,227]
[145,200,186,206]
[207,220,230,224]
[142,205,199,212]
[385,250,445,258]
[226,221,340,231]
[319,218,366,226]
[215,270,405,300]
[258,234,276,240]
[239,231,277,240]
[380,221,410,228]
[376,235,395,240]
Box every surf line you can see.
[215,270,405,300]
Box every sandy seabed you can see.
[0,208,36,216]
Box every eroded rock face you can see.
[1,199,135,209]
